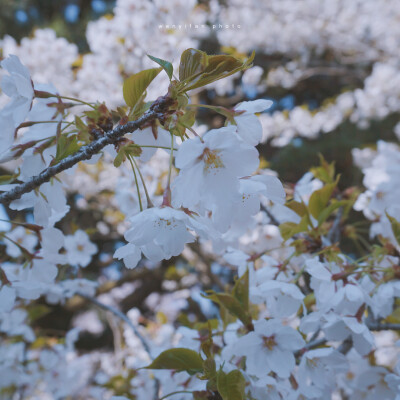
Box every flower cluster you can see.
[0,1,400,399]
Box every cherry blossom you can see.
[65,230,98,268]
[172,126,259,231]
[223,319,305,378]
[229,99,273,145]
[115,206,198,268]
[0,55,34,126]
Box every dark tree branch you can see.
[0,95,173,205]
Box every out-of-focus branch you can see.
[328,206,343,244]
[0,95,174,205]
[295,337,327,357]
[368,321,400,331]
[76,291,160,399]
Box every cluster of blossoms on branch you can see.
[1,1,400,399]
[0,44,400,400]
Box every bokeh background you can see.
[1,0,400,396]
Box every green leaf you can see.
[113,144,142,167]
[113,150,126,168]
[318,200,347,226]
[310,154,336,184]
[279,215,310,240]
[193,319,219,331]
[217,370,246,400]
[147,54,173,80]
[27,304,51,322]
[54,134,80,163]
[0,169,20,185]
[232,269,249,311]
[182,51,255,92]
[286,201,309,217]
[204,292,252,328]
[145,348,204,375]
[179,48,208,81]
[386,212,400,246]
[177,49,255,93]
[123,67,162,108]
[75,115,90,143]
[308,180,338,219]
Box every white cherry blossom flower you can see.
[64,230,97,268]
[127,126,175,162]
[229,99,273,145]
[172,126,259,231]
[0,285,16,314]
[114,206,200,269]
[323,315,375,356]
[251,280,305,317]
[0,112,16,163]
[1,55,34,126]
[223,319,305,378]
[4,226,38,258]
[298,348,347,397]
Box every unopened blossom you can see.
[229,99,273,145]
[223,319,305,378]
[1,55,34,126]
[64,230,97,268]
[172,126,259,231]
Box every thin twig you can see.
[295,337,327,357]
[328,206,343,244]
[338,338,352,355]
[261,204,281,226]
[0,95,173,205]
[368,322,400,331]
[76,291,160,400]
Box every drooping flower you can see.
[114,206,197,269]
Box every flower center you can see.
[155,218,177,229]
[262,335,277,350]
[202,148,224,174]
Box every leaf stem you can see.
[131,157,153,208]
[128,155,143,212]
